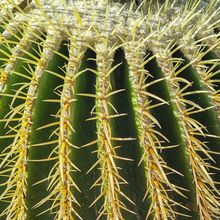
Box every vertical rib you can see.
[45,37,86,220]
[149,38,220,219]
[124,40,182,220]
[179,37,220,119]
[91,38,132,219]
[0,27,62,219]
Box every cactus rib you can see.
[124,40,186,220]
[149,38,220,219]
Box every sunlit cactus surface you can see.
[1,0,220,219]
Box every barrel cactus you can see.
[0,0,220,219]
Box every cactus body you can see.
[0,0,220,219]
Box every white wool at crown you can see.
[1,0,219,51]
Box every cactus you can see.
[0,0,220,219]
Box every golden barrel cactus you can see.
[0,0,220,219]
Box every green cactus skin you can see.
[0,0,220,219]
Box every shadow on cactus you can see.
[0,0,220,219]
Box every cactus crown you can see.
[0,0,220,219]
